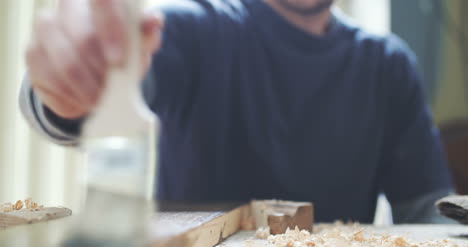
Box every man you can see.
[20,0,453,223]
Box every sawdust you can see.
[251,223,466,247]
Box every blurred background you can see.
[0,0,467,223]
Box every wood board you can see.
[0,202,249,247]
[0,200,311,246]
[148,200,312,247]
[150,204,251,247]
[0,207,72,230]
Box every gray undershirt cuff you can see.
[19,77,83,146]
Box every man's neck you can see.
[263,0,332,36]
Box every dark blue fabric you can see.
[142,0,453,223]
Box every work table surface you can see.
[0,202,467,246]
[220,225,468,246]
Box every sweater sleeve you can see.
[378,35,454,214]
[18,76,83,146]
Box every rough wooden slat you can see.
[147,200,314,246]
[0,200,312,246]
[150,204,251,247]
[0,207,72,230]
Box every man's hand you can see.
[26,0,163,119]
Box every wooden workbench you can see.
[219,225,468,246]
[0,202,467,246]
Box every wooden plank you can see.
[0,207,72,230]
[150,204,251,247]
[144,200,315,246]
[0,200,313,246]
[148,200,314,246]
[0,202,249,247]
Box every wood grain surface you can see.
[0,202,249,247]
[150,204,251,247]
[0,207,72,230]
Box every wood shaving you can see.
[256,227,271,239]
[13,200,23,210]
[24,197,32,209]
[1,203,13,213]
[0,198,43,213]
[254,223,466,247]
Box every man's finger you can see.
[35,11,100,107]
[26,43,88,114]
[58,0,107,84]
[141,12,164,55]
[140,12,164,73]
[90,0,127,65]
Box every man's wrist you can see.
[30,88,84,141]
[42,104,85,136]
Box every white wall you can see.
[337,0,390,35]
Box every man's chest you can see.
[187,49,387,171]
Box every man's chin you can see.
[277,0,334,16]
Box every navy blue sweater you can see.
[142,0,453,222]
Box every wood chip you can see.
[256,227,270,240]
[13,200,23,210]
[1,203,13,213]
[2,207,12,213]
[24,197,32,209]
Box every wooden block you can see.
[0,207,72,230]
[251,200,313,235]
